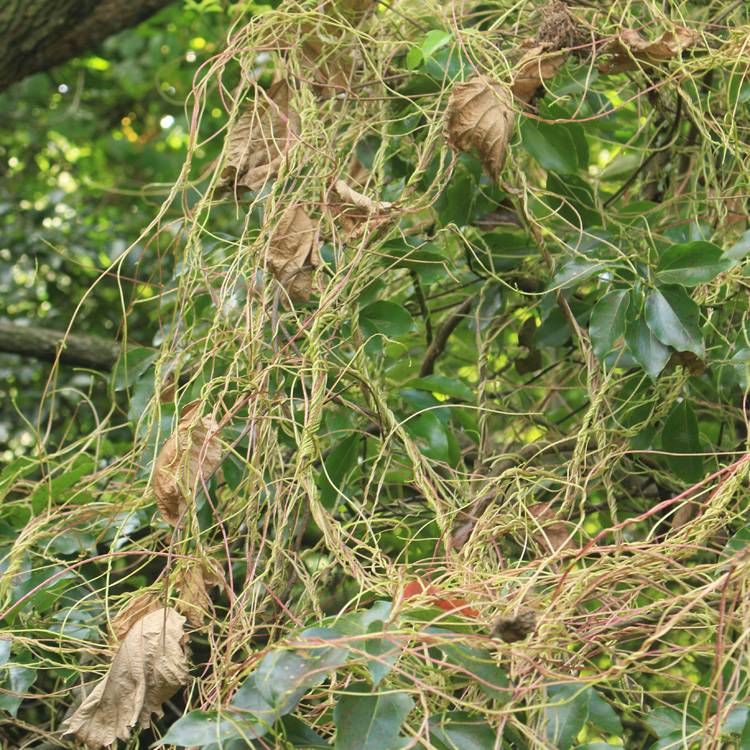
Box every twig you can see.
[419,295,476,377]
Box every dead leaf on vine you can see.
[110,592,162,643]
[511,46,567,103]
[174,562,222,629]
[153,404,222,527]
[666,350,705,377]
[444,77,515,185]
[330,180,393,240]
[300,0,374,92]
[61,608,190,750]
[599,26,700,74]
[216,80,299,195]
[267,206,320,303]
[528,502,575,552]
[490,610,537,643]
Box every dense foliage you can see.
[2,0,750,748]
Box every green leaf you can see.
[741,711,750,750]
[521,119,579,174]
[545,174,600,228]
[154,711,244,747]
[625,316,671,378]
[255,628,348,713]
[731,349,750,389]
[590,289,630,359]
[587,689,622,736]
[359,301,417,340]
[0,640,10,669]
[645,286,702,356]
[662,400,703,484]
[724,706,748,735]
[656,241,731,286]
[545,684,590,750]
[403,375,474,401]
[723,229,750,260]
[403,412,450,462]
[0,662,37,718]
[428,711,498,750]
[722,524,750,558]
[333,682,413,750]
[644,706,701,738]
[364,624,401,687]
[112,346,158,392]
[422,30,452,62]
[427,629,508,701]
[319,433,360,509]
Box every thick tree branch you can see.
[0,0,175,93]
[0,321,121,371]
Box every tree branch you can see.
[0,321,121,371]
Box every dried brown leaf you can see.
[330,180,393,240]
[174,562,221,629]
[153,406,222,527]
[110,592,162,643]
[62,608,190,749]
[490,610,537,643]
[599,26,700,74]
[267,206,320,303]
[444,77,515,185]
[528,502,575,552]
[511,47,567,103]
[216,80,299,194]
[667,350,705,377]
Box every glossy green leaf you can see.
[0,662,37,718]
[403,411,450,463]
[333,682,413,750]
[545,684,590,750]
[359,301,417,340]
[662,400,703,484]
[590,289,630,359]
[319,433,360,509]
[154,711,245,747]
[0,640,10,669]
[403,375,474,401]
[731,349,750,388]
[625,316,671,378]
[723,229,750,260]
[255,628,348,712]
[724,706,748,735]
[545,174,600,228]
[521,119,579,174]
[428,711,498,750]
[645,286,702,356]
[644,706,701,738]
[112,346,158,392]
[427,629,509,701]
[422,30,452,62]
[741,710,750,750]
[587,689,622,736]
[656,241,730,286]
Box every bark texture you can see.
[0,0,175,92]
[0,321,121,370]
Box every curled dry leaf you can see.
[153,405,222,527]
[300,0,374,92]
[62,608,190,750]
[490,610,537,643]
[110,592,162,643]
[174,561,222,629]
[599,26,700,74]
[444,77,515,185]
[511,46,567,104]
[216,79,299,195]
[267,206,320,303]
[330,180,393,240]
